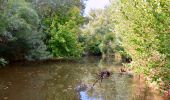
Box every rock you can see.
[3,97,8,100]
[3,86,8,90]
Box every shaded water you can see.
[0,57,167,100]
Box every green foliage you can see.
[27,0,86,17]
[85,34,102,55]
[99,33,115,56]
[0,0,50,61]
[107,0,170,90]
[42,4,84,58]
[82,9,117,56]
[48,21,82,57]
[0,0,86,61]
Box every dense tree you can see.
[81,9,119,57]
[40,0,85,58]
[0,0,50,61]
[0,0,87,60]
[108,0,170,93]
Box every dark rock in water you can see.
[92,70,111,86]
[99,71,111,79]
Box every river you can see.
[0,56,168,100]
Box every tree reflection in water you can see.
[0,57,167,100]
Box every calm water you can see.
[0,57,168,100]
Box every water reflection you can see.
[79,73,133,100]
[0,57,167,100]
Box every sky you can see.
[84,0,110,16]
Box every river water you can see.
[0,57,168,100]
